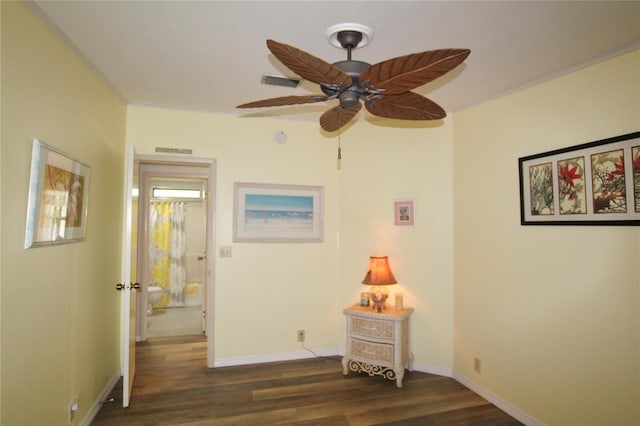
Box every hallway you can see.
[147,306,204,338]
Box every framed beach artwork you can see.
[24,139,91,248]
[233,182,324,242]
[518,131,640,226]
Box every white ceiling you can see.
[29,1,640,126]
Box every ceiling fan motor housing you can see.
[320,59,372,107]
[339,89,361,108]
[332,60,370,83]
[321,59,370,94]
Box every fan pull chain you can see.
[337,134,342,170]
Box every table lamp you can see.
[362,255,397,312]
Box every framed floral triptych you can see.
[519,131,640,226]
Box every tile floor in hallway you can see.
[147,305,204,338]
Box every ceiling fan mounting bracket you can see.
[326,23,373,49]
[336,31,362,49]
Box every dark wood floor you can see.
[92,335,522,425]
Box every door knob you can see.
[115,283,125,291]
[129,282,141,290]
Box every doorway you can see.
[135,159,215,348]
[146,176,206,337]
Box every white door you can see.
[119,145,138,407]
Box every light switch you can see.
[219,246,232,257]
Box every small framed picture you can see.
[394,200,415,226]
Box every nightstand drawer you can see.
[351,338,393,364]
[351,317,393,340]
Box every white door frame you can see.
[135,154,217,367]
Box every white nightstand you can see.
[342,304,414,388]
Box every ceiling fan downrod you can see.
[337,30,363,61]
[331,30,384,108]
[328,30,371,86]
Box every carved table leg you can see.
[394,367,405,388]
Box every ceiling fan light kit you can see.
[237,23,470,133]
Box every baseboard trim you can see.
[453,371,542,426]
[214,347,341,367]
[214,351,452,379]
[412,361,453,378]
[79,370,120,426]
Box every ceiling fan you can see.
[237,27,470,132]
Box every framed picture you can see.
[233,182,324,242]
[518,131,640,225]
[394,200,415,226]
[24,139,91,248]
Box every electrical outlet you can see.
[297,329,305,342]
[473,357,482,374]
[68,395,79,423]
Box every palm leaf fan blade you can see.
[266,39,352,87]
[361,48,470,95]
[365,92,445,120]
[237,95,329,108]
[319,103,362,132]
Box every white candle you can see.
[395,292,404,310]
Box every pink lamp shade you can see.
[362,256,397,312]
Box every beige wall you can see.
[337,120,455,371]
[126,107,456,369]
[127,108,342,358]
[453,50,640,425]
[1,2,126,425]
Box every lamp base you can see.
[372,301,386,312]
[369,288,389,312]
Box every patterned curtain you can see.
[149,202,186,307]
